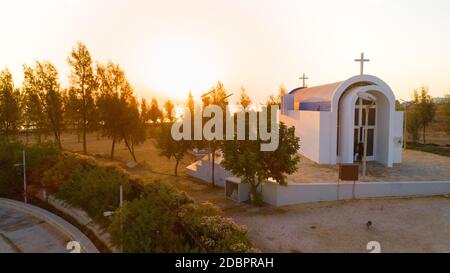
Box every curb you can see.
[0,198,99,253]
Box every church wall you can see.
[393,111,404,163]
[280,111,330,164]
[374,93,391,166]
[318,112,333,164]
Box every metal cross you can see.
[299,73,309,88]
[355,52,370,75]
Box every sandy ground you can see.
[287,150,450,183]
[226,196,450,253]
[27,133,450,253]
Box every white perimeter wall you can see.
[281,110,333,164]
[262,181,450,207]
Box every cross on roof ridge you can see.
[355,52,370,75]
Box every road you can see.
[0,205,72,253]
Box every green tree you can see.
[121,96,146,162]
[201,81,230,186]
[406,107,421,142]
[238,86,252,110]
[444,92,450,135]
[67,42,97,154]
[148,98,162,124]
[222,123,300,206]
[412,87,436,144]
[23,62,64,148]
[266,85,287,106]
[163,100,175,122]
[140,98,149,123]
[155,123,191,176]
[22,66,46,142]
[0,68,21,141]
[108,182,190,252]
[96,62,132,159]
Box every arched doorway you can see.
[338,85,394,166]
[353,97,377,162]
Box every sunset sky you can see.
[1,0,450,103]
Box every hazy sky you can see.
[1,0,450,103]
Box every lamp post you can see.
[14,150,27,203]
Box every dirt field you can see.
[31,133,450,253]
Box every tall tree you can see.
[22,66,46,142]
[406,107,421,142]
[96,62,133,159]
[444,92,450,135]
[156,122,191,176]
[0,68,21,140]
[121,96,146,162]
[23,62,64,148]
[201,81,230,186]
[67,42,97,154]
[266,85,287,106]
[238,86,252,110]
[222,123,300,206]
[412,87,436,144]
[140,98,149,123]
[163,100,175,122]
[148,98,162,124]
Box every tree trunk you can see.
[123,137,137,162]
[82,123,87,154]
[5,126,9,142]
[174,159,179,176]
[54,130,62,149]
[110,138,116,159]
[249,181,263,207]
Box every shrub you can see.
[108,188,189,253]
[41,152,97,192]
[180,203,258,253]
[0,142,24,197]
[0,141,59,197]
[56,164,140,223]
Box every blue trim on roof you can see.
[299,101,331,111]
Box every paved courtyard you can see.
[287,150,450,183]
[0,206,71,253]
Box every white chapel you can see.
[280,54,404,167]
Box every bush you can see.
[41,152,97,192]
[180,203,257,253]
[56,162,141,223]
[0,141,59,197]
[108,182,191,252]
[0,142,24,197]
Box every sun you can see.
[139,36,222,100]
